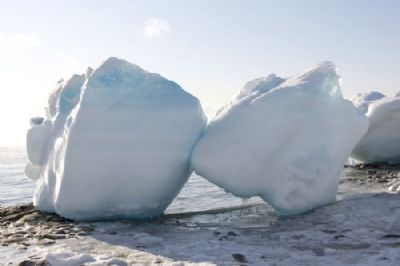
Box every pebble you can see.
[232,253,248,263]
[227,231,237,236]
[37,239,56,246]
[76,225,95,232]
[334,234,346,240]
[321,229,336,234]
[41,234,66,240]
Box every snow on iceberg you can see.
[28,57,206,221]
[191,62,369,216]
[351,91,400,163]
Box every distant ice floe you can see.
[191,62,368,216]
[26,57,206,221]
[351,91,400,163]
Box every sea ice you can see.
[191,62,368,216]
[351,91,400,163]
[351,91,385,114]
[27,57,206,221]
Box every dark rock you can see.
[321,229,336,234]
[334,234,346,240]
[55,229,66,235]
[42,234,66,240]
[377,179,389,183]
[327,243,370,250]
[18,260,36,266]
[292,234,305,240]
[21,212,42,223]
[45,216,65,223]
[227,231,237,236]
[18,260,49,266]
[77,225,95,232]
[232,253,248,263]
[382,234,400,238]
[2,209,37,222]
[5,235,25,244]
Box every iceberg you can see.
[351,91,385,114]
[191,62,368,216]
[27,57,206,221]
[351,91,400,163]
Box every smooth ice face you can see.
[28,57,206,221]
[351,92,400,163]
[191,62,369,216]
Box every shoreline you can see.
[1,164,400,265]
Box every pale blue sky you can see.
[0,0,399,145]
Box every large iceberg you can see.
[26,57,206,221]
[351,91,400,163]
[191,62,369,216]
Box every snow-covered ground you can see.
[2,167,400,265]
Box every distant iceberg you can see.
[191,62,369,216]
[351,91,385,114]
[351,91,400,163]
[26,57,206,221]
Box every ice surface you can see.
[191,62,369,216]
[28,57,206,221]
[351,91,400,163]
[236,74,286,101]
[351,91,385,114]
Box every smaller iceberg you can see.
[351,91,400,163]
[191,62,369,216]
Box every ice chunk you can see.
[24,162,41,181]
[26,122,51,166]
[191,62,368,216]
[351,92,400,163]
[26,73,87,209]
[351,91,385,114]
[45,252,96,266]
[31,57,206,221]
